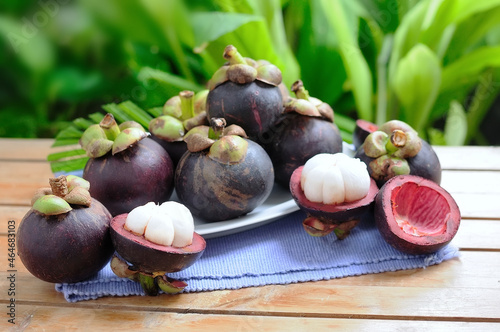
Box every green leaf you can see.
[137,67,203,96]
[444,100,467,146]
[47,149,87,162]
[393,44,441,134]
[191,12,260,48]
[319,0,373,121]
[118,101,154,129]
[441,46,500,92]
[50,157,89,174]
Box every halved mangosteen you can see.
[110,202,206,296]
[374,175,461,255]
[289,153,379,239]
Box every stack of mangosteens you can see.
[18,44,462,296]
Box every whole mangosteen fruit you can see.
[206,45,283,141]
[17,175,114,283]
[175,118,275,222]
[354,120,441,187]
[290,153,379,239]
[374,175,461,255]
[262,80,343,188]
[149,90,209,167]
[81,113,175,216]
[110,201,206,296]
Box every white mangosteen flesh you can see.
[124,201,194,247]
[300,153,371,205]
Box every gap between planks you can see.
[3,300,500,324]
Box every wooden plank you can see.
[433,146,500,171]
[2,249,499,321]
[0,138,54,161]
[3,305,499,331]
[452,219,500,250]
[441,171,500,195]
[0,161,54,205]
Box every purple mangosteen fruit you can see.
[17,175,114,283]
[206,45,283,141]
[262,80,343,188]
[175,118,275,222]
[374,175,461,255]
[290,153,378,239]
[110,201,206,296]
[81,113,175,216]
[149,90,209,167]
[354,120,441,187]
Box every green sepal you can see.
[32,195,72,216]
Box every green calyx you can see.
[369,155,410,182]
[284,80,334,121]
[302,217,360,240]
[362,121,423,182]
[208,45,282,90]
[150,90,208,142]
[183,118,249,164]
[80,113,146,158]
[31,175,92,216]
[110,255,186,296]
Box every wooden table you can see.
[1,138,499,331]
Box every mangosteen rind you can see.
[290,166,379,238]
[374,175,460,255]
[110,214,206,273]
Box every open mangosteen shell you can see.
[110,214,206,273]
[374,175,460,255]
[17,198,114,283]
[289,166,379,224]
[206,80,283,140]
[175,138,275,222]
[262,113,343,188]
[83,137,175,216]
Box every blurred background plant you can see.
[1,0,499,149]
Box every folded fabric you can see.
[56,210,459,302]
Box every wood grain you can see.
[4,305,500,331]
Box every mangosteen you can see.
[374,175,461,255]
[354,120,441,187]
[353,119,378,150]
[175,118,275,222]
[206,45,283,140]
[149,90,209,167]
[17,175,114,283]
[81,113,175,216]
[261,80,343,188]
[289,153,378,239]
[110,201,206,296]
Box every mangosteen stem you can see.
[137,273,159,296]
[333,219,360,240]
[386,130,406,155]
[291,80,310,101]
[49,175,69,198]
[179,90,195,121]
[100,113,120,141]
[208,118,227,140]
[223,45,246,65]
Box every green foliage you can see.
[1,0,500,169]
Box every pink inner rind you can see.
[391,182,449,236]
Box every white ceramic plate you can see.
[187,185,299,239]
[184,142,355,239]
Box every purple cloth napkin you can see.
[55,209,459,302]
